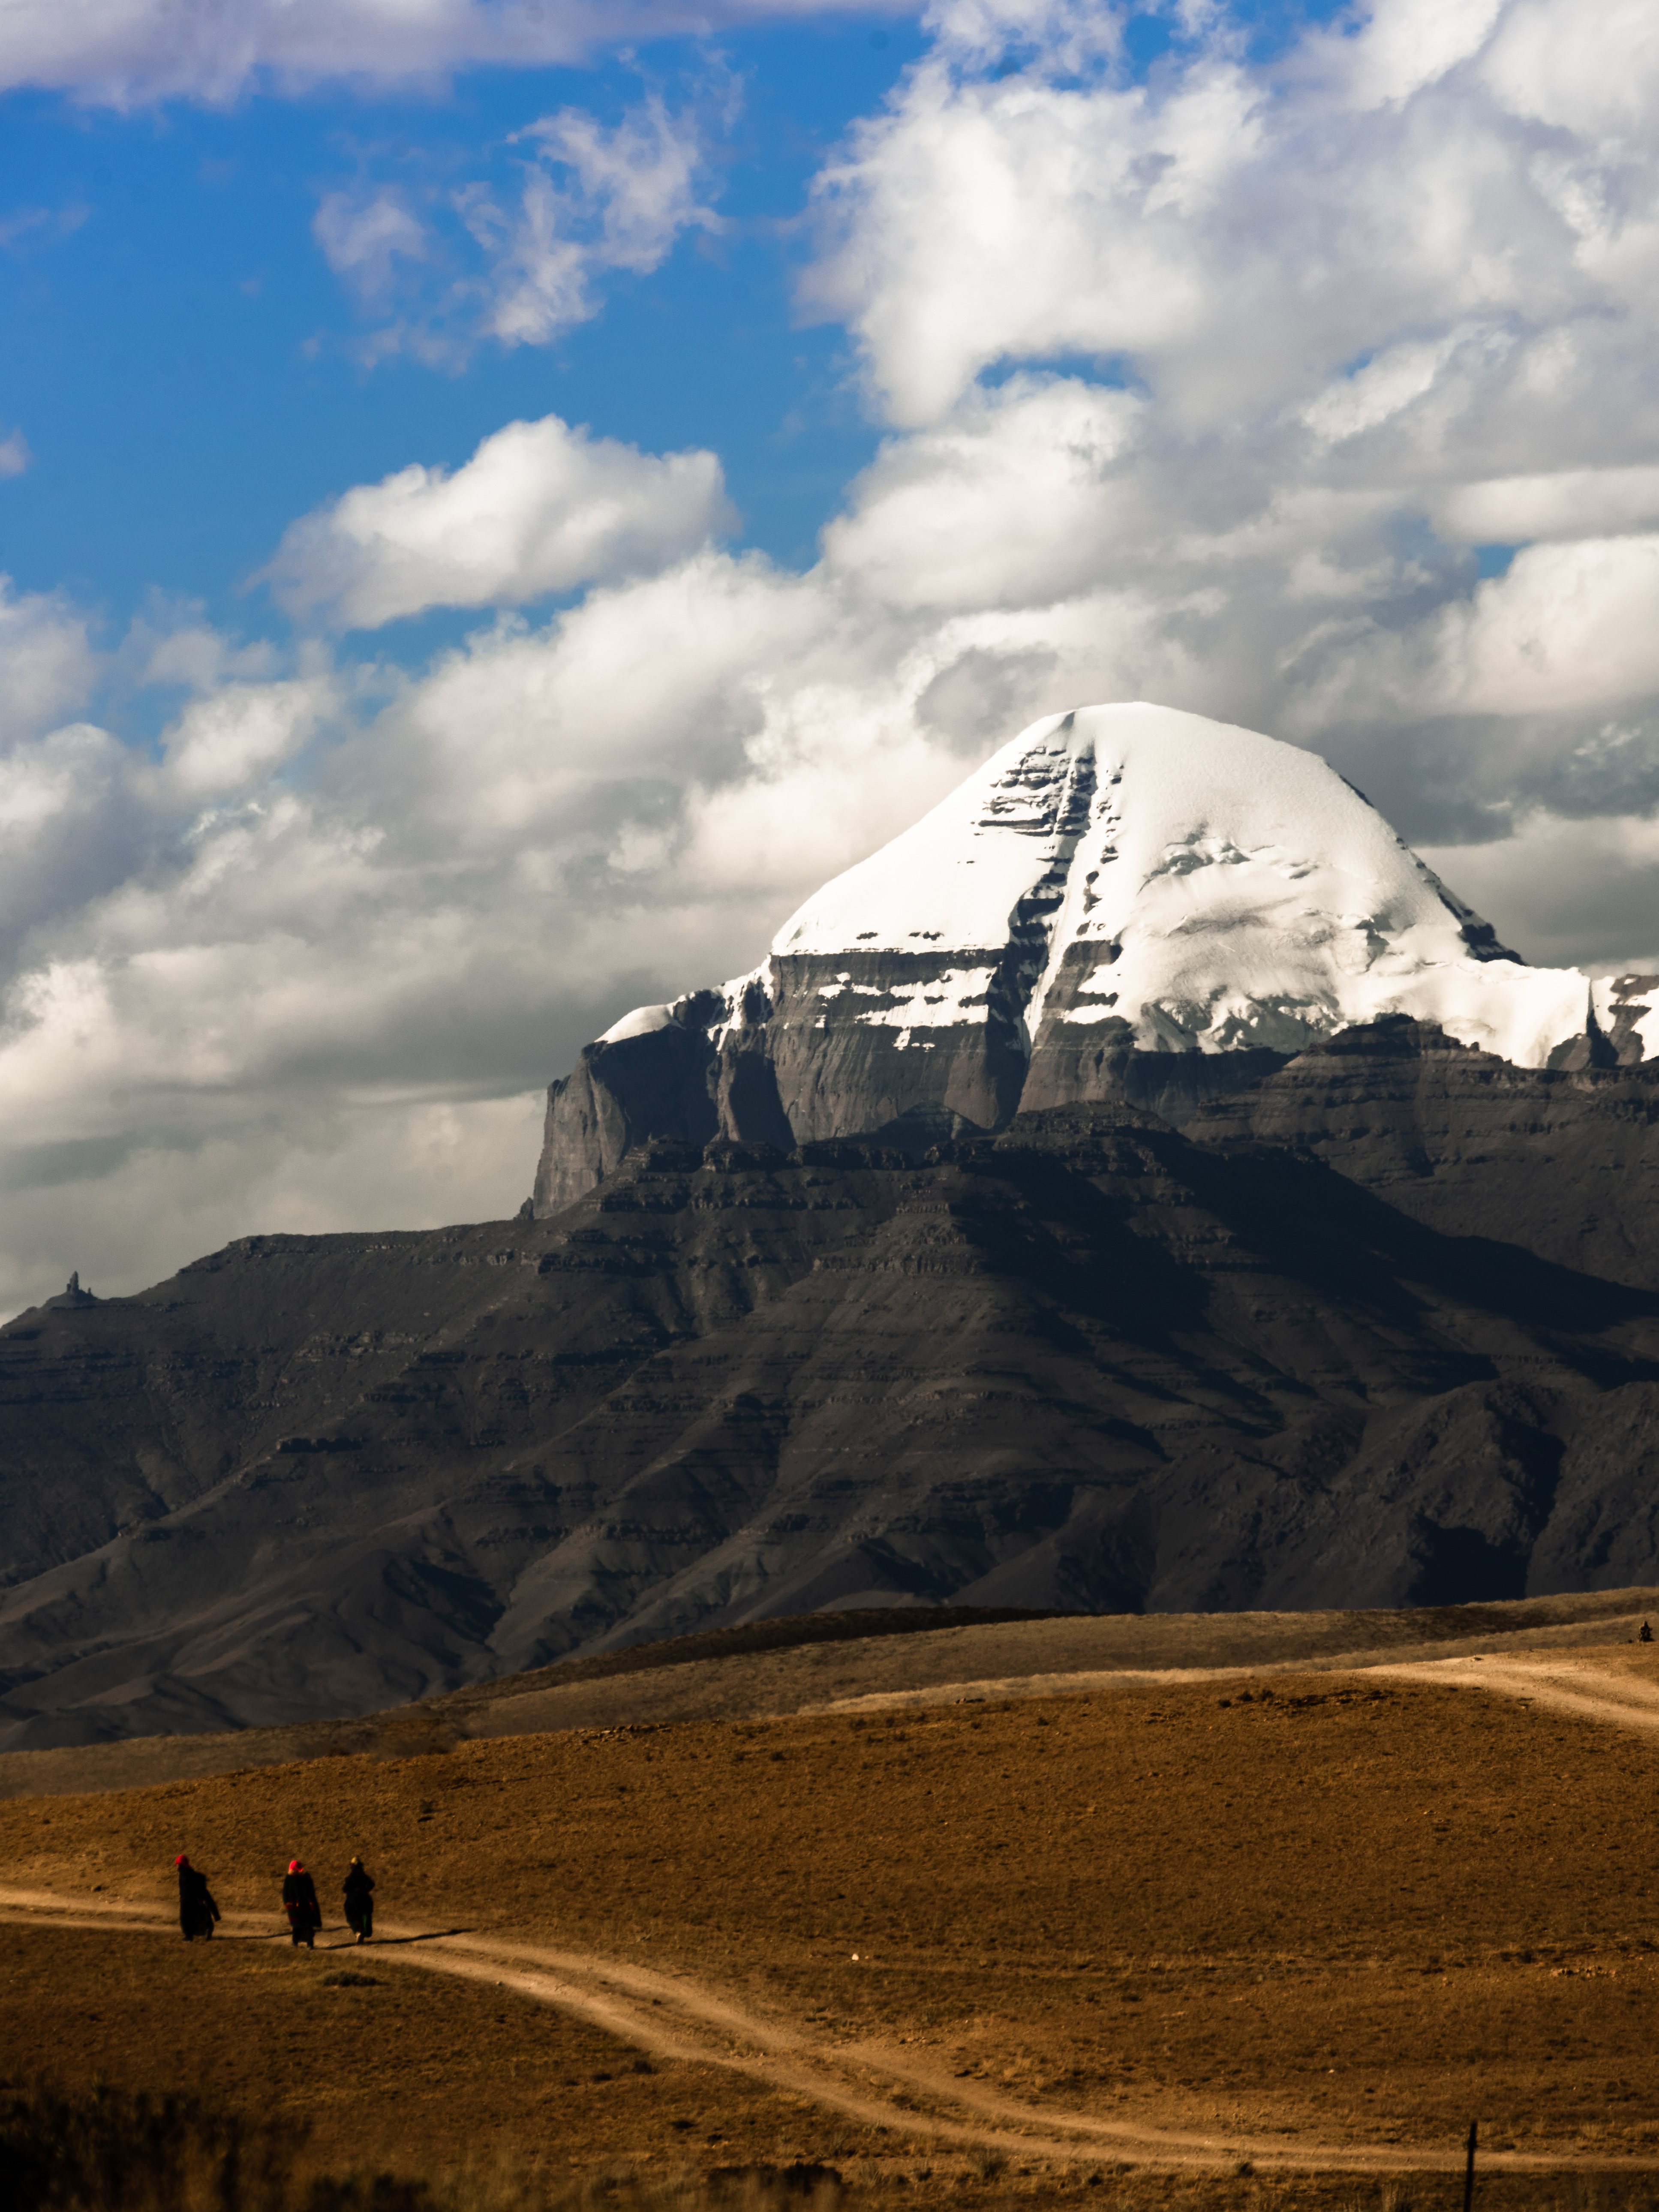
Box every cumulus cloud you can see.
[0,722,141,971]
[0,578,98,742]
[0,0,891,107]
[13,0,1659,1313]
[820,376,1145,611]
[808,0,1659,433]
[265,415,734,628]
[160,677,335,798]
[0,430,29,479]
[1431,468,1659,544]
[1434,538,1659,717]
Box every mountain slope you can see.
[534,703,1617,1209]
[9,1070,1659,1746]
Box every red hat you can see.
[175,1854,189,1866]
[289,1859,304,1872]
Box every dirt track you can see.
[8,1623,1659,2193]
[9,1637,1659,2182]
[1371,1649,1659,1734]
[6,1587,1656,1804]
[0,1887,1583,2176]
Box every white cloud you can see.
[319,89,723,365]
[0,577,98,742]
[808,61,1263,429]
[1433,466,1659,544]
[265,414,734,628]
[15,0,1659,1313]
[0,430,29,479]
[1481,0,1659,138]
[487,94,720,343]
[160,677,334,799]
[820,376,1146,610]
[0,0,895,107]
[1435,537,1659,717]
[314,189,429,304]
[1330,0,1507,109]
[0,722,140,967]
[807,0,1653,432]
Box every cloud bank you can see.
[7,0,1659,1316]
[0,0,895,106]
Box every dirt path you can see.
[6,1645,1657,2177]
[0,1885,1626,2179]
[1370,1651,1659,1733]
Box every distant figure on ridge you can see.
[283,1859,322,1948]
[342,1856,376,1944]
[175,1853,219,1942]
[1642,1621,1653,1643]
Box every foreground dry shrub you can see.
[0,2087,844,2212]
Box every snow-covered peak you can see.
[769,702,1590,1067]
[777,703,1467,961]
[586,703,1596,1077]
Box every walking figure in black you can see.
[283,1859,322,1948]
[175,1853,219,1942]
[343,1856,376,1944]
[1642,1621,1653,1643]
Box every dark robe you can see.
[343,1864,376,1937]
[177,1863,218,1938]
[282,1869,322,1943]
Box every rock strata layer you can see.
[534,703,1638,1210]
[11,1029,1659,1744]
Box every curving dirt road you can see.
[8,1646,1658,2177]
[1370,1650,1659,1733]
[0,1883,1635,2179]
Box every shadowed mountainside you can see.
[9,1022,1659,1747]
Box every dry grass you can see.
[8,1662,1659,2200]
[6,1590,1658,1807]
[0,2080,851,2212]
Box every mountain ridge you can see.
[533,703,1645,1211]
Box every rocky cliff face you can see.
[1185,1013,1659,1287]
[13,1042,1659,1745]
[534,702,1622,1211]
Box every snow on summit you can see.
[539,701,1630,1210]
[591,703,1604,1075]
[768,703,1593,1069]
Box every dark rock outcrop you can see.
[1185,1016,1659,1288]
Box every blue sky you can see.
[3,16,933,661]
[3,0,1658,1309]
[3,4,1364,671]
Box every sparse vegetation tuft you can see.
[0,2086,848,2212]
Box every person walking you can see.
[342,1857,376,1944]
[282,1859,322,1948]
[175,1854,219,1942]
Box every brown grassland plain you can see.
[6,1659,1659,2207]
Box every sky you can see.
[3,0,1659,1315]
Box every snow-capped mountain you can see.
[534,703,1653,1210]
[15,702,1659,1733]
